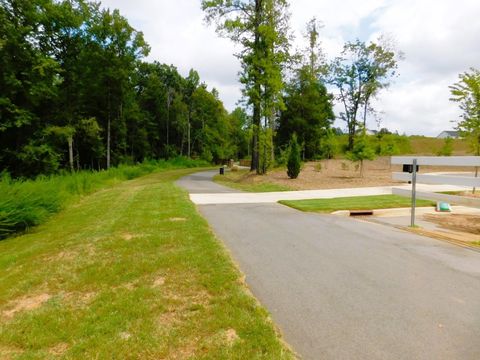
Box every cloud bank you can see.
[101,0,480,136]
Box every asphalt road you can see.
[177,171,480,360]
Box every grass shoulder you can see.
[279,194,435,213]
[0,168,293,359]
[214,169,294,192]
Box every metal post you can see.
[410,158,417,227]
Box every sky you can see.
[100,0,480,136]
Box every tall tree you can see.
[277,67,334,159]
[202,0,291,174]
[329,39,399,150]
[304,17,326,78]
[277,18,333,159]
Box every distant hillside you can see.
[409,136,469,155]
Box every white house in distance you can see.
[437,130,460,139]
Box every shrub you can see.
[287,134,301,179]
[275,146,289,167]
[437,138,453,156]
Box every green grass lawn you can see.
[0,169,293,359]
[279,194,435,213]
[214,170,293,192]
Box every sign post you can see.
[410,158,418,227]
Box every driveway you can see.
[177,171,480,360]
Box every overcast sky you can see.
[101,0,480,136]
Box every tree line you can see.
[0,0,249,178]
[202,0,401,174]
[13,0,467,180]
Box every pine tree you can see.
[287,134,301,179]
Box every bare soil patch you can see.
[3,293,51,319]
[48,342,69,356]
[239,157,476,190]
[423,214,480,235]
[224,328,239,345]
[168,217,187,222]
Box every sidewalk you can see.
[189,184,469,205]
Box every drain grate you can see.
[349,210,374,216]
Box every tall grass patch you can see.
[0,157,209,238]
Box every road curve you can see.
[177,171,480,360]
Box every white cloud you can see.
[100,0,479,136]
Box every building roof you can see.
[437,130,459,138]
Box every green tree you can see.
[0,0,240,178]
[287,134,301,179]
[202,0,291,174]
[450,68,480,192]
[346,133,376,177]
[277,18,333,159]
[278,67,334,159]
[329,39,399,150]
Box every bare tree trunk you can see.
[270,112,275,164]
[68,136,74,172]
[166,88,172,155]
[107,116,111,169]
[250,0,262,174]
[251,123,259,172]
[187,120,191,158]
[363,100,368,129]
[107,90,111,169]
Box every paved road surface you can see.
[177,171,480,360]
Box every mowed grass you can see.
[0,169,293,359]
[279,195,435,213]
[214,170,293,192]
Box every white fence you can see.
[391,156,480,225]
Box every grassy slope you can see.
[0,169,293,359]
[280,195,435,213]
[213,170,293,192]
[0,159,210,238]
[409,137,469,155]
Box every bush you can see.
[437,138,453,156]
[287,134,301,179]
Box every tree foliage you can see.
[202,0,292,174]
[329,39,399,150]
[0,0,242,177]
[450,68,480,156]
[346,133,376,177]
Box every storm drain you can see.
[349,210,374,216]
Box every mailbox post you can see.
[410,159,418,227]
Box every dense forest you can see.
[0,0,251,178]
